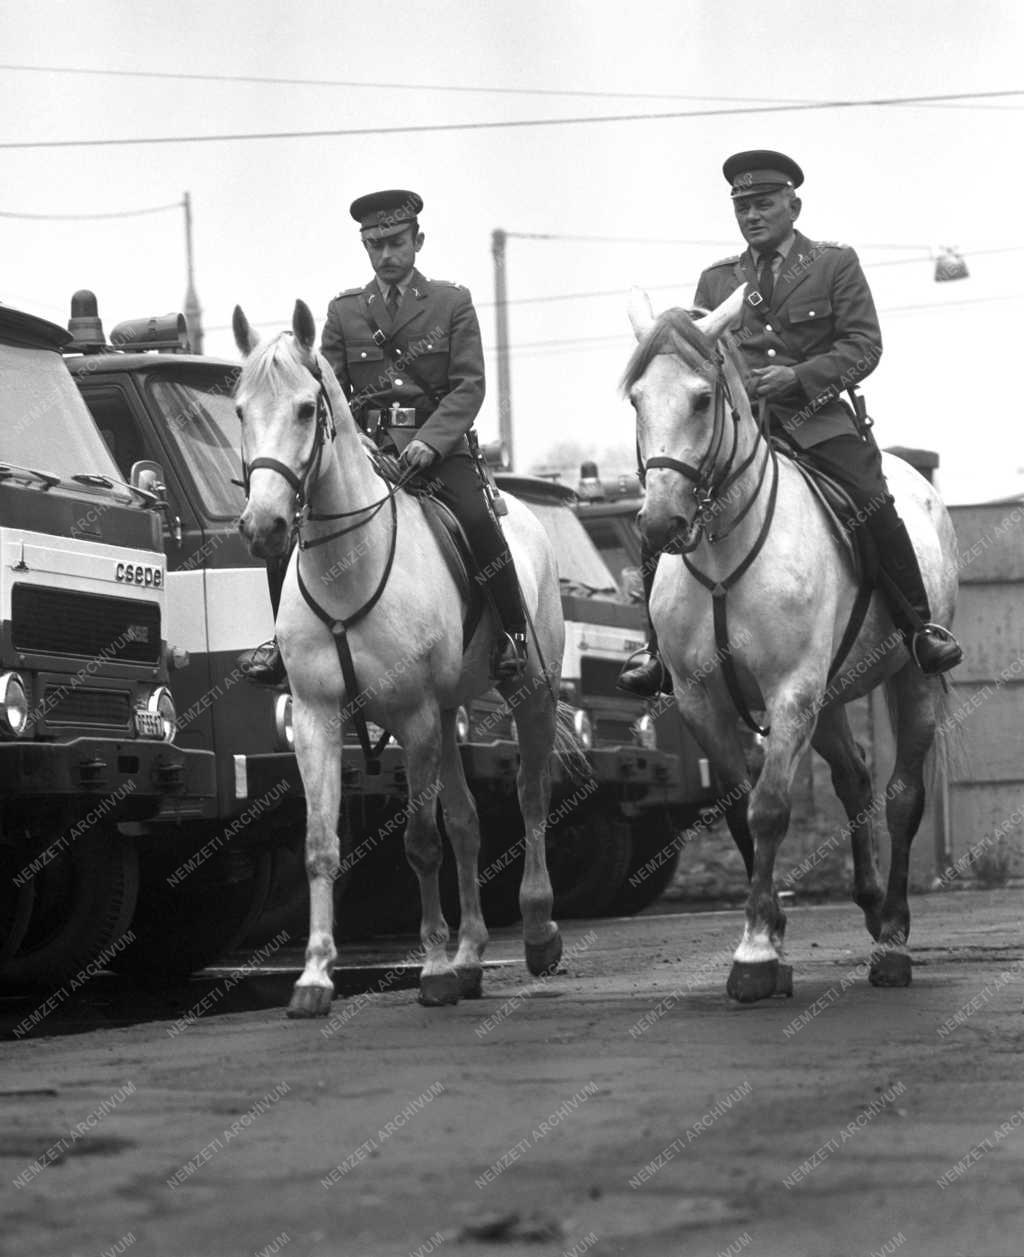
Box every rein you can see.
[641,349,778,737]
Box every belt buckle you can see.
[390,407,418,429]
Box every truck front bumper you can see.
[0,737,216,812]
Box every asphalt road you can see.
[2,890,1023,1257]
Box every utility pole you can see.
[182,191,204,354]
[491,228,513,469]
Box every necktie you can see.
[386,284,400,319]
[757,250,778,306]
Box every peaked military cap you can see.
[350,189,424,241]
[723,151,804,199]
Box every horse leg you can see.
[870,666,935,988]
[399,704,460,1007]
[438,708,488,999]
[504,674,561,977]
[811,704,884,940]
[288,695,342,1018]
[728,687,819,1004]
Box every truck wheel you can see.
[113,846,272,984]
[0,855,35,967]
[604,811,683,916]
[0,828,138,990]
[241,840,309,949]
[549,808,633,919]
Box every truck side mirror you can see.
[131,460,182,546]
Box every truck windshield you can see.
[145,369,244,519]
[517,499,619,597]
[1,342,123,484]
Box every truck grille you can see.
[41,686,131,731]
[12,585,161,665]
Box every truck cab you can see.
[0,302,216,986]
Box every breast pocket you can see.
[787,297,832,326]
[345,342,387,391]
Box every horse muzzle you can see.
[238,504,291,559]
[638,504,700,555]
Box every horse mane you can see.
[620,308,719,394]
[236,332,312,403]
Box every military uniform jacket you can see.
[321,268,485,457]
[693,231,882,448]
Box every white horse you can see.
[625,287,957,1002]
[233,301,567,1016]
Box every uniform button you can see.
[808,310,816,317]
[360,351,367,358]
[766,348,776,358]
[765,323,773,333]
[395,378,404,386]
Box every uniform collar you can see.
[751,231,796,269]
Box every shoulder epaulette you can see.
[707,254,742,269]
[333,286,363,299]
[815,240,848,251]
[427,278,466,291]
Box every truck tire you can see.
[241,840,309,949]
[550,807,633,919]
[0,855,35,967]
[113,845,271,984]
[604,811,683,916]
[0,828,138,990]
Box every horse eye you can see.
[297,400,316,421]
[693,391,712,412]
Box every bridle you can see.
[639,344,781,737]
[640,347,776,554]
[236,346,418,763]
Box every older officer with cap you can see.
[239,189,527,685]
[617,150,961,697]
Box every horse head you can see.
[233,301,333,559]
[623,286,747,552]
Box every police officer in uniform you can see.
[618,150,961,697]
[239,189,527,685]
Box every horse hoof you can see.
[456,965,484,999]
[286,984,333,1018]
[773,963,794,998]
[525,929,563,978]
[869,951,912,987]
[727,959,779,1004]
[419,971,461,1007]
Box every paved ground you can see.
[2,890,1023,1257]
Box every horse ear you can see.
[693,284,746,343]
[627,286,656,341]
[232,305,259,356]
[292,300,317,352]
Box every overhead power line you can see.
[0,61,810,105]
[0,201,180,220]
[2,88,1021,150]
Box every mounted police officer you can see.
[239,189,528,686]
[618,150,962,697]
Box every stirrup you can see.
[911,623,962,674]
[492,630,528,680]
[616,644,672,696]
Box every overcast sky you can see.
[2,0,1021,502]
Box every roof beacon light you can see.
[110,313,190,353]
[67,289,107,354]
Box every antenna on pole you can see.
[182,190,204,354]
[491,227,513,470]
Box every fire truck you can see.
[60,294,713,964]
[0,301,215,987]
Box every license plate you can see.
[134,708,164,738]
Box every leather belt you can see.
[367,406,421,429]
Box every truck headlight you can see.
[147,685,177,742]
[572,707,593,751]
[634,712,658,750]
[0,672,29,737]
[454,705,470,743]
[274,693,294,751]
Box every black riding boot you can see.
[237,552,290,687]
[616,540,673,697]
[870,503,962,675]
[480,535,528,680]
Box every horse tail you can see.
[553,700,595,785]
